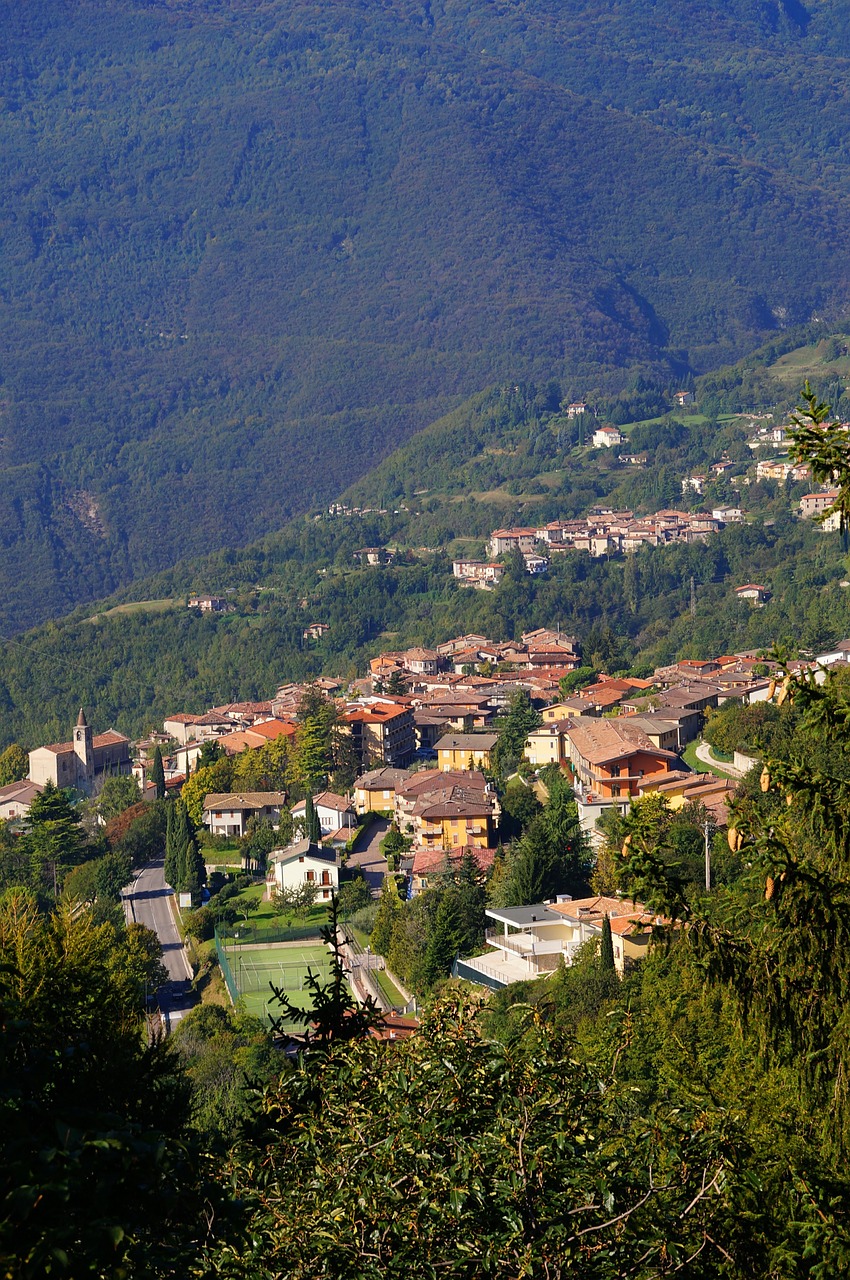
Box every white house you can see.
[291,791,356,838]
[456,896,659,988]
[268,839,339,902]
[592,426,624,448]
[202,791,287,838]
[0,779,43,822]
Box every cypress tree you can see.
[163,803,178,887]
[600,914,616,972]
[305,792,322,845]
[150,746,166,801]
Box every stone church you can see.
[28,709,132,796]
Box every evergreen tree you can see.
[304,792,322,845]
[371,876,401,956]
[600,914,615,971]
[150,745,166,801]
[423,887,466,985]
[492,690,542,777]
[163,802,178,888]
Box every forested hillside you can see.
[3,0,850,630]
[4,371,850,749]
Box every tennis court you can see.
[222,942,334,1022]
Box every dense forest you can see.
[3,0,850,629]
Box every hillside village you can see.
[8,620,848,994]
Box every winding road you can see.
[123,857,195,1029]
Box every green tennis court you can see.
[223,942,334,1022]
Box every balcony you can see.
[485,929,566,958]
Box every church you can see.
[28,709,132,796]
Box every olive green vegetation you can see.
[4,0,850,632]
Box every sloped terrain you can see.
[1,0,849,629]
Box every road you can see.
[347,817,390,896]
[123,857,195,1029]
[694,741,746,778]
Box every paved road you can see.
[347,817,390,896]
[123,857,195,1029]
[694,741,746,778]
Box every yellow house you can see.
[523,724,567,768]
[412,794,496,850]
[435,733,499,772]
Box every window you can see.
[322,889,330,899]
[321,870,330,885]
[306,870,315,881]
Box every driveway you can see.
[347,817,390,896]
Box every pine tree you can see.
[150,746,166,801]
[423,887,464,986]
[600,914,615,971]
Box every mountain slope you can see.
[2,0,850,630]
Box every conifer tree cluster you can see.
[163,799,205,899]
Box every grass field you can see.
[374,968,405,1009]
[225,942,333,1022]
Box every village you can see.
[7,621,849,1001]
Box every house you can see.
[457,895,660,987]
[592,426,624,448]
[291,791,356,837]
[487,528,539,557]
[562,716,679,800]
[435,732,499,772]
[188,595,229,612]
[409,787,497,851]
[399,647,440,676]
[566,401,588,418]
[452,560,504,588]
[28,709,132,796]
[202,791,288,838]
[523,723,568,768]
[735,584,770,605]
[800,491,839,519]
[394,768,489,829]
[353,767,410,814]
[0,779,43,822]
[268,839,338,901]
[303,622,330,640]
[682,475,706,495]
[410,845,496,896]
[712,506,744,523]
[674,390,693,407]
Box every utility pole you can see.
[704,819,712,891]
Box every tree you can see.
[304,792,322,845]
[207,989,742,1278]
[150,745,166,800]
[181,758,233,827]
[337,872,372,917]
[0,743,28,786]
[492,690,542,777]
[95,773,141,824]
[370,875,401,956]
[599,914,615,971]
[268,894,383,1049]
[25,782,88,897]
[0,892,204,1276]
